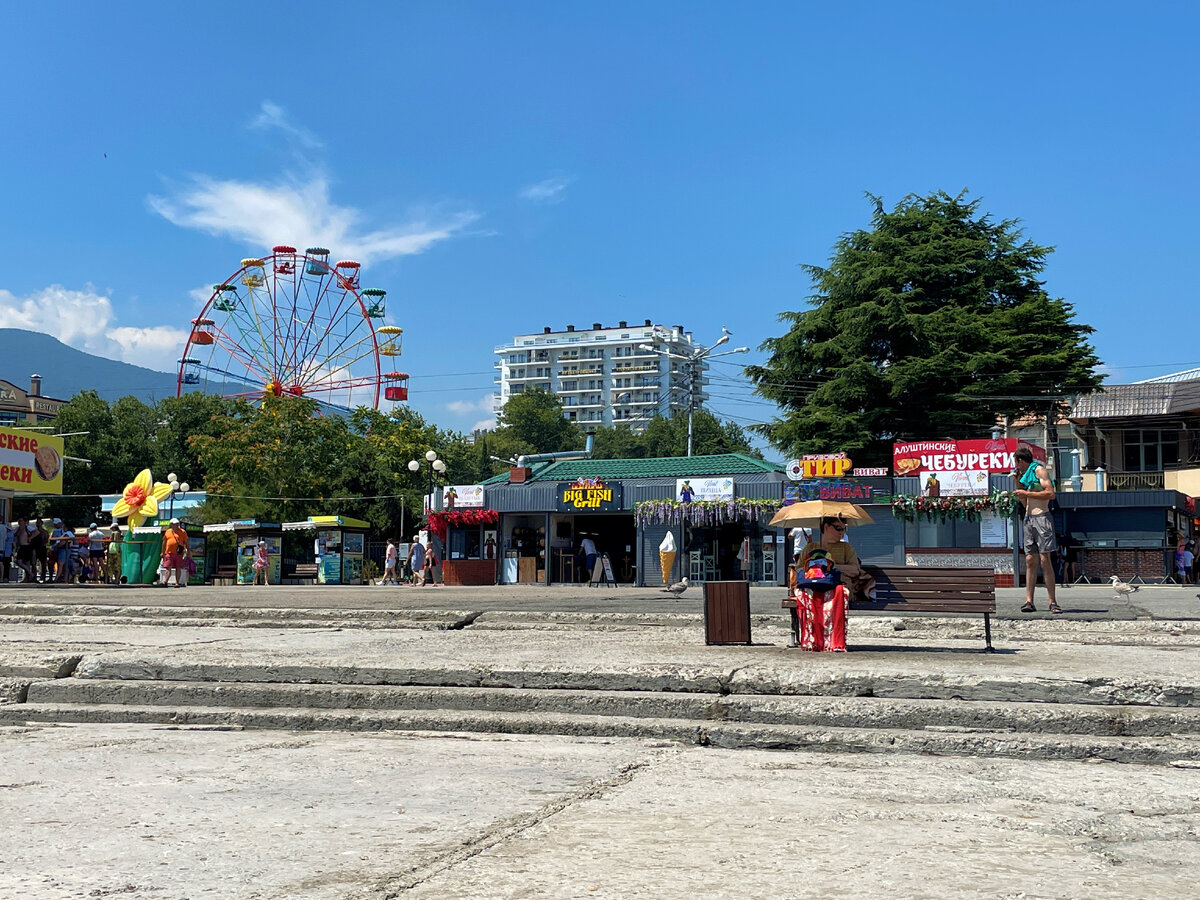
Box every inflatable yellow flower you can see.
[112,468,173,529]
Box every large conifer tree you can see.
[747,191,1103,464]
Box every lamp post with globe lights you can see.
[408,450,447,515]
[638,327,749,456]
[166,473,190,521]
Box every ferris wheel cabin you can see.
[377,325,403,357]
[335,260,361,290]
[362,288,387,318]
[384,371,409,402]
[179,357,201,385]
[213,283,238,312]
[241,258,265,288]
[272,245,297,275]
[190,318,215,346]
[305,247,330,276]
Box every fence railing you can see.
[1107,471,1165,491]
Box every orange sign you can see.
[786,453,853,481]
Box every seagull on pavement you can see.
[1110,575,1140,599]
[662,577,689,597]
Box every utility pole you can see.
[640,327,748,456]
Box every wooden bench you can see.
[210,564,237,585]
[783,566,997,651]
[282,562,319,584]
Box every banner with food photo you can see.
[0,426,64,493]
[892,439,1045,497]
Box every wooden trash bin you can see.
[703,580,751,645]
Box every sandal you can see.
[1020,601,1036,613]
[1048,603,1063,614]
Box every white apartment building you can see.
[493,320,710,431]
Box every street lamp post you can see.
[640,327,749,456]
[407,450,447,517]
[166,472,190,520]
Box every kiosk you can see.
[283,515,370,584]
[203,520,282,584]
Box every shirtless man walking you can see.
[1015,445,1062,614]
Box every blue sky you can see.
[1,2,1196,437]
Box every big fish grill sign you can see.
[558,477,622,511]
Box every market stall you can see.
[203,520,282,584]
[428,507,499,585]
[282,515,370,585]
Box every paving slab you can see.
[0,724,650,900]
[3,723,1198,899]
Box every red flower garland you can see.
[427,508,498,538]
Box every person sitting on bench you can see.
[799,516,876,600]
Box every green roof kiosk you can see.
[202,520,283,584]
[283,515,371,584]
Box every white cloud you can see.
[519,175,573,204]
[0,285,188,372]
[250,100,322,149]
[471,416,497,432]
[445,395,496,416]
[149,174,478,266]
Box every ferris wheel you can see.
[176,245,409,411]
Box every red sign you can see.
[892,439,1045,477]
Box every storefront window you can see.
[904,519,982,549]
[449,528,483,560]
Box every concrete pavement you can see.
[4,581,1200,897]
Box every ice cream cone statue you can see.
[658,532,677,585]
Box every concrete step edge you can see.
[4,701,1199,765]
[71,659,1200,708]
[27,678,1200,737]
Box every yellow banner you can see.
[0,426,64,494]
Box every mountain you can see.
[0,329,181,405]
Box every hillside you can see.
[0,329,181,404]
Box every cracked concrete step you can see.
[3,701,1199,765]
[26,678,1200,737]
[0,604,479,629]
[69,656,1200,707]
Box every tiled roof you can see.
[1072,380,1200,419]
[484,453,781,484]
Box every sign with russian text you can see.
[785,479,891,504]
[442,484,484,508]
[676,477,733,502]
[786,453,853,481]
[557,477,622,512]
[0,426,63,494]
[892,439,1046,496]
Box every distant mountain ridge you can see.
[0,329,181,405]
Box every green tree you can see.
[494,388,584,456]
[747,191,1103,464]
[150,393,235,486]
[191,397,356,524]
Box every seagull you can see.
[1110,575,1140,599]
[661,577,689,597]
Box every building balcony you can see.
[1107,471,1165,491]
[559,366,603,377]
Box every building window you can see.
[1123,429,1179,472]
[904,519,981,549]
[0,412,17,427]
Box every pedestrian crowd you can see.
[375,536,442,586]
[1,517,124,584]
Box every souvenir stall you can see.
[427,507,499,585]
[203,520,282,584]
[282,515,370,585]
